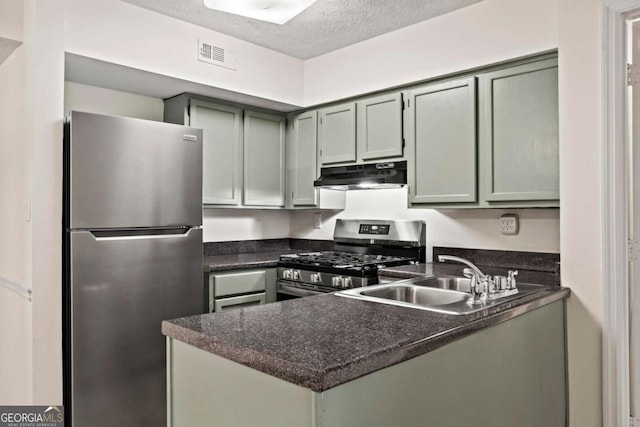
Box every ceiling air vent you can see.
[198,39,237,70]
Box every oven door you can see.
[277,280,329,300]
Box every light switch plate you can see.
[499,214,519,235]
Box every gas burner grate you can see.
[279,251,415,270]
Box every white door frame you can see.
[602,1,640,425]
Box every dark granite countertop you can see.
[162,273,570,392]
[379,262,559,286]
[204,250,297,272]
[203,239,335,272]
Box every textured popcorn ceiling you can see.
[123,0,484,59]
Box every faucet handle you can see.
[462,268,475,279]
[467,275,484,304]
[507,270,518,290]
[483,275,494,296]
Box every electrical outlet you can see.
[313,213,322,229]
[499,214,519,235]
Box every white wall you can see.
[203,210,290,242]
[63,0,304,107]
[303,0,558,106]
[24,0,65,404]
[558,0,603,425]
[64,82,164,121]
[0,0,23,41]
[0,11,33,404]
[291,189,560,258]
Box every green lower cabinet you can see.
[167,300,566,427]
[205,268,277,313]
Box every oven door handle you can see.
[277,282,325,298]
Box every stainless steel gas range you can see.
[277,219,426,298]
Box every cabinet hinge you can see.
[629,416,640,426]
[320,117,323,125]
[319,149,323,157]
[628,64,640,86]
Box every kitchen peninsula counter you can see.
[163,265,569,427]
[163,273,569,392]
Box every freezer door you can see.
[68,111,202,229]
[69,228,202,427]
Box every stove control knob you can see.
[343,277,353,288]
[331,276,343,288]
[310,273,321,284]
[292,270,301,280]
[282,269,292,280]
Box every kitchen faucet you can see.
[437,255,519,303]
[437,255,486,280]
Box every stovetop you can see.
[279,251,416,274]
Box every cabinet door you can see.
[479,58,559,202]
[406,77,477,204]
[243,110,286,207]
[319,102,357,165]
[189,100,242,206]
[358,93,403,161]
[289,111,318,206]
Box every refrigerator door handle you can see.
[89,227,200,241]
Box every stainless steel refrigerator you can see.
[63,111,203,427]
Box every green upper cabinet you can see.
[357,93,404,162]
[164,94,286,208]
[479,58,559,203]
[287,110,318,207]
[243,110,286,207]
[164,53,558,210]
[318,102,357,165]
[406,78,477,205]
[188,99,242,206]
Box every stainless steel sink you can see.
[336,276,543,315]
[416,276,471,292]
[361,285,469,306]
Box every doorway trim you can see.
[602,1,639,425]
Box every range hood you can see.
[314,161,407,190]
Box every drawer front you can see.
[213,270,267,297]
[214,293,266,312]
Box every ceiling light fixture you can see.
[203,0,317,25]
